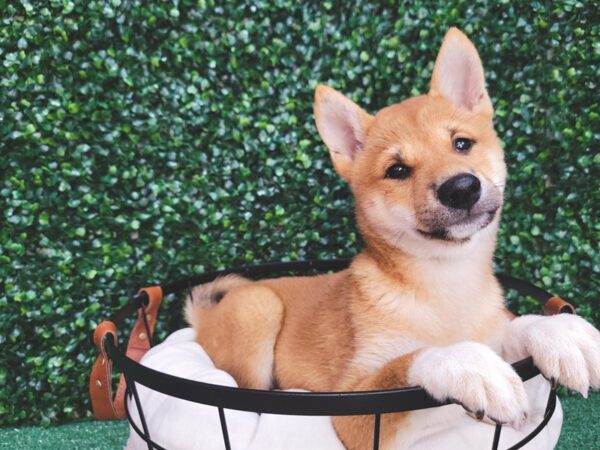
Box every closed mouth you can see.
[417,209,498,243]
[417,228,470,243]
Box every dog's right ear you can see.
[314,85,374,182]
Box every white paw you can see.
[408,342,529,427]
[509,314,600,397]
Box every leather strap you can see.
[89,286,163,420]
[89,321,123,419]
[543,296,575,316]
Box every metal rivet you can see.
[96,379,102,389]
[139,332,147,340]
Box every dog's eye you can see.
[453,137,473,153]
[385,163,412,180]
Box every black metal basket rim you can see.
[106,335,540,416]
[104,258,554,417]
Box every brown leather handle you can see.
[89,321,123,419]
[543,296,575,316]
[506,296,575,322]
[89,286,163,420]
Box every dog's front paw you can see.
[505,314,600,397]
[408,342,529,427]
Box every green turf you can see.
[556,392,600,450]
[0,420,128,450]
[1,393,597,449]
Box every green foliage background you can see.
[1,0,598,426]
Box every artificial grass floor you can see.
[1,392,597,449]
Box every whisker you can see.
[391,229,406,247]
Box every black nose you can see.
[437,173,481,210]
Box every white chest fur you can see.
[349,254,507,373]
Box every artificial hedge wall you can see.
[1,0,598,426]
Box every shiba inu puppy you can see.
[185,28,600,449]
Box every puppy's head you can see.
[314,28,506,259]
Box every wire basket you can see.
[90,259,574,450]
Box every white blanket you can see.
[126,329,562,450]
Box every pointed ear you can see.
[314,85,374,182]
[429,28,493,117]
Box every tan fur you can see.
[189,283,284,389]
[185,28,513,449]
[332,351,419,450]
[183,274,251,328]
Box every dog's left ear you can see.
[429,28,494,117]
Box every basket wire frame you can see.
[105,259,561,450]
[120,352,556,450]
